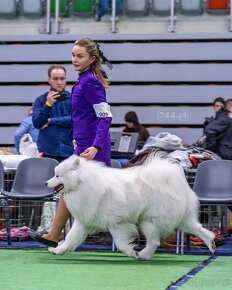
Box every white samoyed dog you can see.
[46,154,215,260]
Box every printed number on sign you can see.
[99,112,109,117]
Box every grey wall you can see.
[0,36,232,146]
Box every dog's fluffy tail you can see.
[139,156,199,212]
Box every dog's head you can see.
[46,155,84,194]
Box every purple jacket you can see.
[71,69,112,166]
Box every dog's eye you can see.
[56,175,59,178]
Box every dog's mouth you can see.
[53,184,64,194]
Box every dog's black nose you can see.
[45,182,48,186]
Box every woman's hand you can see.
[80,146,98,160]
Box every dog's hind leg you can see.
[137,220,160,260]
[109,223,139,260]
[178,219,216,253]
[48,219,87,255]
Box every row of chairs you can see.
[0,0,229,19]
[0,0,95,18]
[126,0,230,17]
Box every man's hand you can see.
[41,118,50,130]
[47,91,60,106]
[80,146,98,160]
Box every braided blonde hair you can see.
[74,38,109,88]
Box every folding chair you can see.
[50,0,68,16]
[0,0,18,18]
[179,0,204,15]
[21,0,44,17]
[124,0,150,16]
[111,159,122,169]
[178,160,232,253]
[71,0,95,17]
[152,0,171,16]
[194,159,232,244]
[1,158,59,245]
[207,0,229,14]
[193,160,232,206]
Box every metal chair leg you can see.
[2,199,12,246]
[176,230,180,254]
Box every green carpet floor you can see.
[0,250,208,290]
[180,256,232,290]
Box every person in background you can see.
[205,99,232,212]
[95,0,121,21]
[28,38,112,248]
[32,65,73,235]
[123,111,150,149]
[203,97,225,133]
[14,106,39,154]
[195,97,225,148]
[32,64,73,162]
[205,99,232,159]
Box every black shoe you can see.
[27,229,58,248]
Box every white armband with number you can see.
[93,102,113,118]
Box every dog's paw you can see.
[131,251,140,260]
[136,249,153,261]
[131,250,151,261]
[136,254,151,261]
[48,247,58,255]
[48,245,66,255]
[210,240,216,254]
[129,249,153,261]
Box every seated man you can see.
[203,97,225,132]
[196,97,225,148]
[205,99,232,159]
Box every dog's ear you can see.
[72,155,80,170]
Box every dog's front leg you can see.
[48,219,87,255]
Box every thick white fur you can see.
[46,154,215,260]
